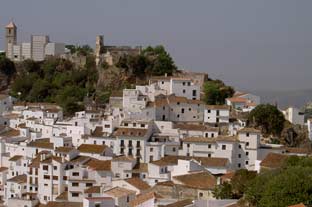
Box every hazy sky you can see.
[1,0,311,91]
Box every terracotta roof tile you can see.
[161,199,193,207]
[113,128,148,137]
[173,171,216,190]
[7,174,27,184]
[129,191,155,207]
[104,187,136,197]
[260,153,288,169]
[77,144,108,154]
[85,159,111,171]
[84,186,101,194]
[125,177,151,191]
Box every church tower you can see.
[5,21,17,59]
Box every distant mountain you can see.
[251,89,312,109]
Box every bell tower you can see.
[5,21,17,58]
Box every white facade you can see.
[45,43,65,57]
[282,107,305,125]
[31,35,49,61]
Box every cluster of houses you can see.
[0,75,309,207]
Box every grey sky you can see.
[1,0,311,91]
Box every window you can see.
[72,172,79,176]
[183,82,186,86]
[238,163,241,168]
[177,114,180,118]
[42,165,48,171]
[86,183,93,187]
[181,108,185,113]
[245,161,249,165]
[187,153,190,157]
[94,141,96,144]
[137,141,140,147]
[205,133,208,138]
[208,144,211,149]
[150,148,153,152]
[149,156,153,162]
[189,108,191,111]
[72,182,79,187]
[199,192,203,197]
[172,147,176,152]
[177,102,180,105]
[207,110,211,113]
[104,124,110,128]
[141,124,145,128]
[246,133,250,137]
[124,123,128,126]
[192,90,196,96]
[182,89,186,94]
[163,106,166,110]
[216,110,220,116]
[246,142,249,147]
[208,154,211,157]
[44,175,50,180]
[211,133,214,138]
[162,81,164,84]
[238,144,241,149]
[238,154,241,158]
[222,145,226,150]
[71,193,79,197]
[187,143,190,148]
[188,82,191,86]
[102,141,105,145]
[246,151,249,156]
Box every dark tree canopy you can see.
[0,56,16,77]
[245,156,312,207]
[10,57,97,115]
[248,104,285,136]
[203,80,234,105]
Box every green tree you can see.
[0,56,16,77]
[248,104,285,136]
[213,182,234,199]
[245,156,312,207]
[203,80,234,105]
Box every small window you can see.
[207,110,211,113]
[71,192,79,197]
[72,172,79,176]
[245,160,249,165]
[183,82,186,86]
[182,89,186,94]
[199,192,203,197]
[208,144,211,149]
[238,163,241,168]
[181,108,185,113]
[177,102,180,105]
[72,182,79,187]
[187,144,190,148]
[208,154,211,157]
[222,145,226,150]
[53,166,57,170]
[238,144,241,149]
[246,133,250,137]
[246,151,249,156]
[238,154,241,158]
[150,148,153,152]
[172,147,176,152]
[246,142,249,147]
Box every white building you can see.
[31,35,49,61]
[282,107,305,125]
[45,43,65,57]
[204,105,230,124]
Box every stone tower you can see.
[5,21,17,59]
[95,35,104,66]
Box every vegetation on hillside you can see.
[203,80,235,105]
[214,156,312,207]
[248,104,285,136]
[10,57,97,115]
